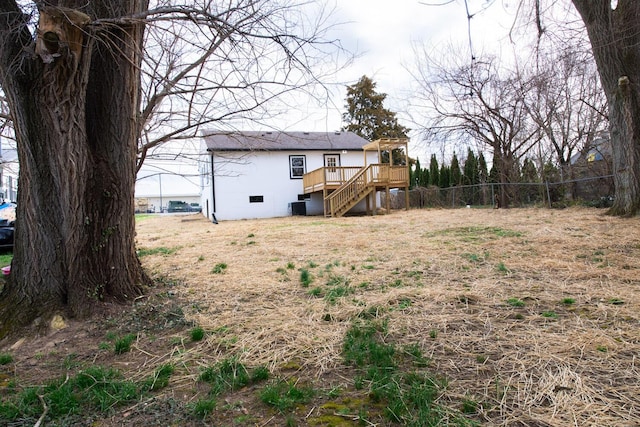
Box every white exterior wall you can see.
[201,149,378,221]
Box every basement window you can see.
[249,195,264,203]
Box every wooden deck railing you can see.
[302,166,362,193]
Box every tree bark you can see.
[0,0,149,338]
[572,0,640,216]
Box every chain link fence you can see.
[383,175,615,210]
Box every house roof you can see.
[202,131,369,152]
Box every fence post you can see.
[491,184,495,208]
[545,181,552,208]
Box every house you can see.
[567,134,614,202]
[200,131,410,221]
[0,145,18,203]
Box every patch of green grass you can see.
[608,298,624,305]
[426,226,523,239]
[0,353,13,365]
[341,320,470,425]
[308,287,322,297]
[190,326,205,342]
[397,298,412,310]
[596,345,608,352]
[541,311,558,319]
[496,262,510,273]
[190,397,216,419]
[461,252,488,264]
[198,357,268,396]
[143,364,174,391]
[299,268,313,287]
[137,246,179,257]
[251,366,270,382]
[476,355,488,363]
[324,286,353,304]
[462,397,479,414]
[0,365,142,420]
[326,274,348,287]
[259,379,315,413]
[114,333,137,355]
[506,298,525,307]
[0,253,12,268]
[429,329,438,339]
[211,262,228,274]
[561,297,576,305]
[286,262,295,270]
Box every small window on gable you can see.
[249,195,264,203]
[289,155,306,179]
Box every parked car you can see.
[167,201,190,213]
[188,203,202,213]
[0,219,14,250]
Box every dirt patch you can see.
[1,207,639,426]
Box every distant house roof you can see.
[202,131,369,152]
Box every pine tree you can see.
[429,154,440,187]
[342,75,409,141]
[463,149,479,186]
[439,165,450,188]
[478,152,489,184]
[341,75,410,164]
[450,152,461,186]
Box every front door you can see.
[324,154,341,183]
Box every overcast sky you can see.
[292,0,519,158]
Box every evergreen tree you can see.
[429,154,440,186]
[342,75,409,141]
[411,158,421,188]
[463,149,479,186]
[520,158,540,204]
[420,168,430,187]
[478,152,489,184]
[462,149,479,204]
[521,158,539,183]
[450,152,461,186]
[439,165,451,188]
[341,76,410,165]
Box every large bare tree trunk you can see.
[572,0,640,216]
[0,0,149,338]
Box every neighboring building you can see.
[0,145,18,203]
[200,131,410,221]
[567,134,614,201]
[135,169,201,213]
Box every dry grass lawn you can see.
[132,206,639,426]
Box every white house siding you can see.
[202,149,374,221]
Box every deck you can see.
[302,164,410,217]
[302,138,411,217]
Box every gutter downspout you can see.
[208,149,218,224]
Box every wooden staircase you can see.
[326,164,377,217]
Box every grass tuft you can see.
[114,334,137,355]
